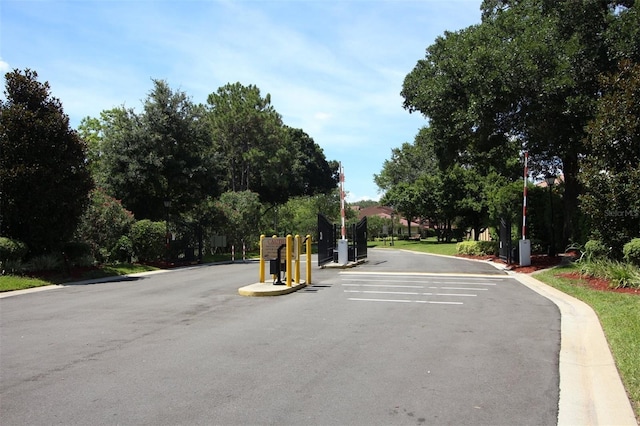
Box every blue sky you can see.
[1,0,481,202]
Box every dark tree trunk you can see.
[561,151,580,249]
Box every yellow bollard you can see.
[295,235,301,284]
[306,234,312,285]
[259,235,265,283]
[286,234,293,287]
[272,235,278,282]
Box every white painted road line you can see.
[348,298,464,305]
[344,290,421,295]
[340,273,504,306]
[441,287,488,291]
[345,290,477,297]
[431,293,477,297]
[341,278,435,284]
[342,284,424,289]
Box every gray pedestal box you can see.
[337,239,349,265]
[519,239,531,266]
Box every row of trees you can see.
[1,70,339,263]
[378,0,639,255]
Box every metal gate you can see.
[499,217,512,263]
[352,217,367,261]
[318,214,368,265]
[317,214,336,267]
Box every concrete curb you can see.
[320,259,367,269]
[238,281,307,297]
[516,273,637,426]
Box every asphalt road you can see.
[0,249,560,425]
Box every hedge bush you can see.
[75,188,135,262]
[623,238,640,267]
[130,220,166,262]
[112,236,134,263]
[0,237,28,262]
[456,240,498,256]
[584,239,609,261]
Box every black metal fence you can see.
[317,214,336,267]
[317,214,368,265]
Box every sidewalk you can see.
[515,272,637,425]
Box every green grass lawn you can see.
[534,264,640,419]
[0,275,54,292]
[368,237,459,256]
[0,263,158,292]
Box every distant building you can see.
[354,205,426,238]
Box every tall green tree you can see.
[403,0,638,246]
[98,80,218,221]
[215,190,262,247]
[206,83,337,207]
[374,126,439,191]
[580,60,640,256]
[286,126,339,197]
[206,83,286,201]
[0,69,93,253]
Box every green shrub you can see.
[112,236,133,263]
[75,188,135,262]
[456,240,498,256]
[62,241,92,260]
[2,259,25,275]
[25,253,63,272]
[130,220,166,262]
[0,237,28,262]
[623,238,640,267]
[579,258,640,289]
[605,261,640,289]
[584,239,609,261]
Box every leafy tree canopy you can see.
[206,83,337,205]
[97,80,218,221]
[0,69,93,253]
[580,60,640,255]
[400,0,639,245]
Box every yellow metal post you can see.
[286,234,293,287]
[272,235,278,282]
[295,235,301,284]
[306,234,312,285]
[259,235,265,283]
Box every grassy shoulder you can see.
[534,264,640,419]
[368,237,458,256]
[0,263,158,292]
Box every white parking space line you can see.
[348,298,464,305]
[344,290,421,295]
[431,293,477,297]
[345,290,477,297]
[431,281,497,286]
[339,272,506,306]
[441,287,489,291]
[341,278,433,284]
[342,284,425,289]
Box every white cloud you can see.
[1,0,482,200]
[0,59,9,73]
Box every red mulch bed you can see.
[556,271,640,295]
[457,253,640,295]
[456,253,562,273]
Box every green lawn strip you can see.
[0,275,53,292]
[534,264,640,419]
[0,263,159,292]
[368,238,458,256]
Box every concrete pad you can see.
[238,281,307,297]
[320,259,367,269]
